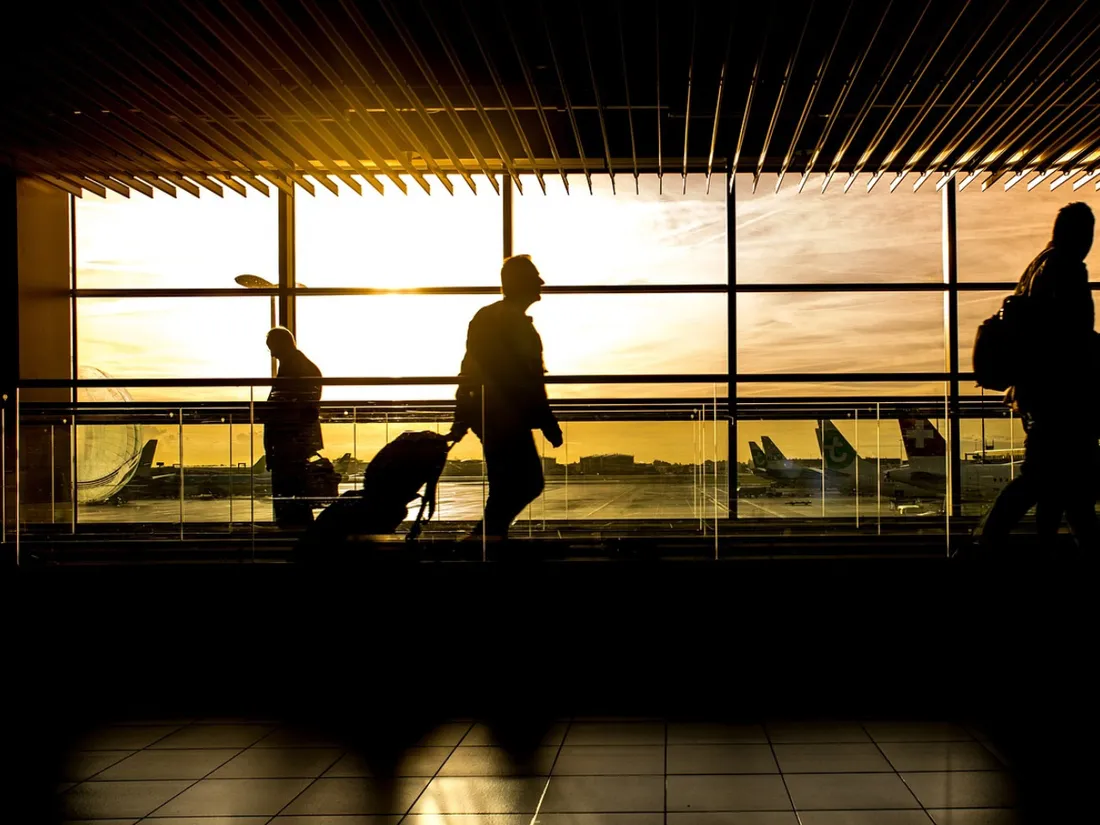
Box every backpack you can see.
[972,292,1032,392]
[299,431,452,554]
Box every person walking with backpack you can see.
[449,255,564,541]
[974,202,1099,550]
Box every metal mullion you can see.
[503,176,513,259]
[279,182,295,334]
[377,0,501,194]
[300,0,451,196]
[500,0,568,192]
[727,170,737,522]
[942,178,962,519]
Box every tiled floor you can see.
[53,718,1020,824]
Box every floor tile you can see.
[97,748,240,780]
[72,726,182,750]
[562,722,665,746]
[766,723,870,744]
[61,780,192,819]
[441,746,558,776]
[253,727,344,748]
[461,723,568,747]
[772,743,893,773]
[272,817,399,825]
[533,815,665,824]
[408,777,546,814]
[864,722,973,743]
[58,781,76,793]
[324,747,453,777]
[667,723,769,744]
[61,820,139,825]
[667,744,778,774]
[880,741,1006,772]
[784,773,921,810]
[150,725,275,750]
[60,750,136,781]
[210,747,343,778]
[151,777,312,817]
[142,819,270,824]
[541,775,664,812]
[798,812,935,825]
[902,771,1017,809]
[666,775,792,812]
[415,722,476,746]
[403,816,528,825]
[665,815,803,825]
[281,777,428,815]
[927,809,1022,825]
[553,745,664,775]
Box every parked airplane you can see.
[107,440,273,502]
[748,438,822,487]
[885,417,1019,499]
[815,420,882,495]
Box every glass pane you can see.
[958,184,1100,281]
[513,173,727,285]
[737,292,945,374]
[296,294,727,377]
[294,175,503,288]
[959,405,1026,518]
[75,190,278,289]
[735,173,942,284]
[76,297,273,401]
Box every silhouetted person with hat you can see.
[259,327,323,529]
[450,255,563,541]
[976,202,1099,550]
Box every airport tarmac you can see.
[67,476,961,527]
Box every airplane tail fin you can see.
[253,454,267,473]
[761,436,787,462]
[132,439,158,478]
[817,420,859,473]
[749,441,767,470]
[899,417,948,460]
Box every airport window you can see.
[957,185,1100,281]
[76,297,274,401]
[735,174,942,284]
[75,190,278,289]
[736,292,945,376]
[294,175,504,288]
[513,174,727,285]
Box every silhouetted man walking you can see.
[976,202,1099,549]
[260,327,323,528]
[451,255,563,540]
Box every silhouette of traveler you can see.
[450,255,563,540]
[976,202,1099,550]
[259,327,323,529]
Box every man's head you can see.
[1052,201,1095,260]
[266,326,297,360]
[501,254,544,306]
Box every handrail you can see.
[17,372,969,389]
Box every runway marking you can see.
[740,499,787,518]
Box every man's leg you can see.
[973,473,1036,548]
[271,463,314,528]
[481,429,544,539]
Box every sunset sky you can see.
[74,173,1093,466]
